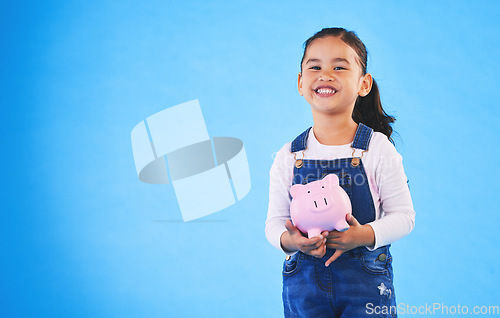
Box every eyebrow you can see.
[305,58,351,64]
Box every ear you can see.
[322,173,340,186]
[358,73,373,97]
[298,72,304,96]
[290,183,305,198]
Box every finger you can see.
[285,220,298,234]
[316,237,327,249]
[320,230,329,238]
[301,236,324,247]
[325,241,340,249]
[325,250,344,267]
[326,229,343,237]
[303,236,326,250]
[347,214,360,226]
[326,232,342,239]
[302,238,326,252]
[310,241,327,258]
[314,246,327,258]
[312,237,326,249]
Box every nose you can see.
[319,70,335,81]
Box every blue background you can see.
[2,1,500,317]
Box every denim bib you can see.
[282,124,397,318]
[290,123,376,225]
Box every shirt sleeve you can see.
[265,144,298,256]
[366,138,416,250]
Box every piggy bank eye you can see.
[307,191,310,193]
[322,186,324,188]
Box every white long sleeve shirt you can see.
[265,127,415,255]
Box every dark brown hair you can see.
[301,27,396,144]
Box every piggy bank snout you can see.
[309,194,333,212]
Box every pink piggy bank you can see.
[290,173,351,238]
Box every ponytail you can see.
[352,79,396,144]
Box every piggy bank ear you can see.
[322,173,340,186]
[290,184,305,198]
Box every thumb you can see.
[347,214,360,226]
[285,220,298,233]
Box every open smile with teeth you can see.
[315,87,337,96]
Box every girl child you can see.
[265,27,415,317]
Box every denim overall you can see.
[282,123,397,318]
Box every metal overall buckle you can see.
[293,147,307,168]
[350,146,367,167]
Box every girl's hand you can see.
[324,215,375,267]
[281,220,329,258]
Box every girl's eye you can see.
[309,66,321,70]
[334,66,346,70]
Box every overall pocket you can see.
[356,246,392,276]
[282,253,301,277]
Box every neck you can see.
[311,111,358,145]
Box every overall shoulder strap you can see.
[290,127,312,152]
[350,123,374,150]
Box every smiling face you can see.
[298,36,372,116]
